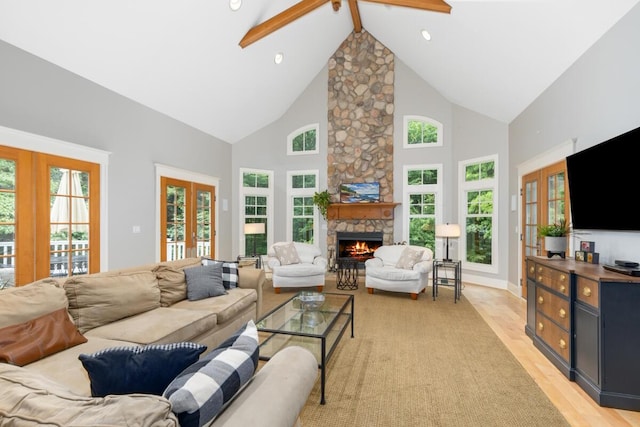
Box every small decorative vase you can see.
[545,236,567,258]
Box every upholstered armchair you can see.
[267,242,327,294]
[365,245,434,300]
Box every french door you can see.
[160,177,215,261]
[0,146,100,286]
[521,160,569,297]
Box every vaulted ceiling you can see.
[1,0,638,143]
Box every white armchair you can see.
[365,245,433,300]
[267,242,327,294]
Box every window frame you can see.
[0,125,109,275]
[286,170,319,243]
[239,168,274,257]
[458,154,499,274]
[287,124,320,155]
[402,164,443,254]
[403,115,443,149]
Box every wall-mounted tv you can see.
[566,125,640,231]
[340,182,380,203]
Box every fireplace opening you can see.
[336,232,384,266]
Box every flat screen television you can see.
[566,125,640,231]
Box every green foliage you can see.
[407,120,438,145]
[537,219,569,237]
[312,190,331,220]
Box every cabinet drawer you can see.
[535,264,570,296]
[536,287,570,330]
[527,260,536,280]
[576,276,599,309]
[535,315,571,362]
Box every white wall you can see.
[509,3,640,287]
[0,40,235,269]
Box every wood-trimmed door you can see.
[521,160,569,297]
[160,177,215,261]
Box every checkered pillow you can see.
[163,320,259,427]
[202,259,239,289]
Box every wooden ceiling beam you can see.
[348,0,363,32]
[359,0,451,14]
[239,0,329,48]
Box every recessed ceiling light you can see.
[421,29,431,41]
[274,52,284,64]
[229,0,241,11]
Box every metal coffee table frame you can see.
[256,291,354,404]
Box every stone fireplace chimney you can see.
[326,30,395,251]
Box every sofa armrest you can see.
[237,268,265,318]
[313,256,328,269]
[210,346,318,427]
[365,257,383,268]
[413,260,432,274]
[267,257,281,269]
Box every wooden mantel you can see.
[327,202,400,220]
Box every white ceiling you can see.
[1,0,638,144]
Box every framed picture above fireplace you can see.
[340,182,380,203]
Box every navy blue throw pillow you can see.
[79,342,206,397]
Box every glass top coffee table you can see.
[256,291,354,404]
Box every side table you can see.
[432,259,462,303]
[336,258,359,290]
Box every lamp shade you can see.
[244,223,265,235]
[435,223,461,238]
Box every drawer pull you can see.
[537,266,543,273]
[538,322,544,331]
[559,339,566,349]
[583,287,592,297]
[537,276,542,282]
[538,296,544,304]
[560,274,566,282]
[529,266,535,274]
[559,308,566,318]
[559,284,566,293]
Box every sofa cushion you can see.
[153,257,203,306]
[274,242,301,265]
[0,279,67,328]
[395,246,425,270]
[272,262,326,277]
[366,266,421,281]
[65,271,161,333]
[164,320,259,427]
[171,287,257,324]
[0,363,179,427]
[24,337,139,397]
[85,307,218,345]
[79,342,207,397]
[185,263,227,300]
[0,307,87,366]
[202,258,239,289]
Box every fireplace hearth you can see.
[336,231,384,265]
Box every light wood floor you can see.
[463,283,640,427]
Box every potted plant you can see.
[312,190,331,220]
[537,219,569,258]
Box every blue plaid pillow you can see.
[79,342,206,397]
[163,320,259,427]
[202,259,239,289]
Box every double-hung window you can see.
[287,170,318,243]
[240,169,273,257]
[403,164,442,253]
[459,156,498,273]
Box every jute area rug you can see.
[261,274,569,427]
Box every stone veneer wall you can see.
[326,31,395,250]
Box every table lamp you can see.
[435,223,460,262]
[244,223,265,267]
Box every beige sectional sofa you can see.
[0,257,318,427]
